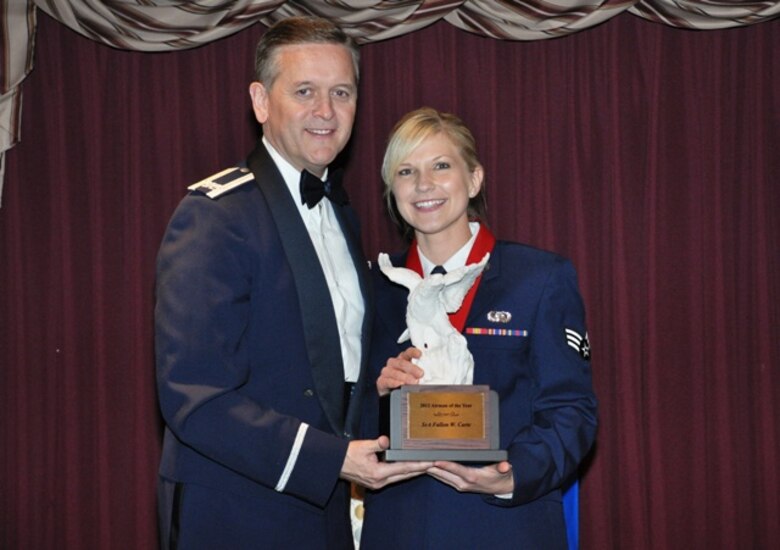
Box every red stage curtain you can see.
[1,12,778,549]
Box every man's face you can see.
[249,43,357,177]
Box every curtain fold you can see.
[444,0,637,39]
[630,0,780,28]
[0,0,37,205]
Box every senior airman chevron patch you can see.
[565,328,591,360]
[188,167,254,199]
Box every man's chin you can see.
[304,152,341,172]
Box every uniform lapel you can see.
[465,243,502,327]
[247,143,346,436]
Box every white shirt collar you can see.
[419,222,481,276]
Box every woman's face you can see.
[391,132,483,245]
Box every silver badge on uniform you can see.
[487,310,512,323]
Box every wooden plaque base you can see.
[384,385,507,463]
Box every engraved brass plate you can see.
[408,391,485,440]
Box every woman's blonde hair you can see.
[381,107,487,237]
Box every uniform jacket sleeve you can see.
[474,246,597,507]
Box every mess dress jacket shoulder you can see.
[360,241,597,550]
[155,142,372,549]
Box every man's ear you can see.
[249,82,269,124]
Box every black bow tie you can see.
[299,168,349,209]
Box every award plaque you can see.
[384,385,507,462]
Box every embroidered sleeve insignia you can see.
[565,328,591,360]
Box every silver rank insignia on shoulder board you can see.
[565,328,591,360]
[188,166,254,199]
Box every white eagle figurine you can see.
[378,252,490,385]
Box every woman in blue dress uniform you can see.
[360,107,598,550]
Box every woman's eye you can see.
[434,162,450,170]
[296,88,312,97]
[397,168,412,177]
